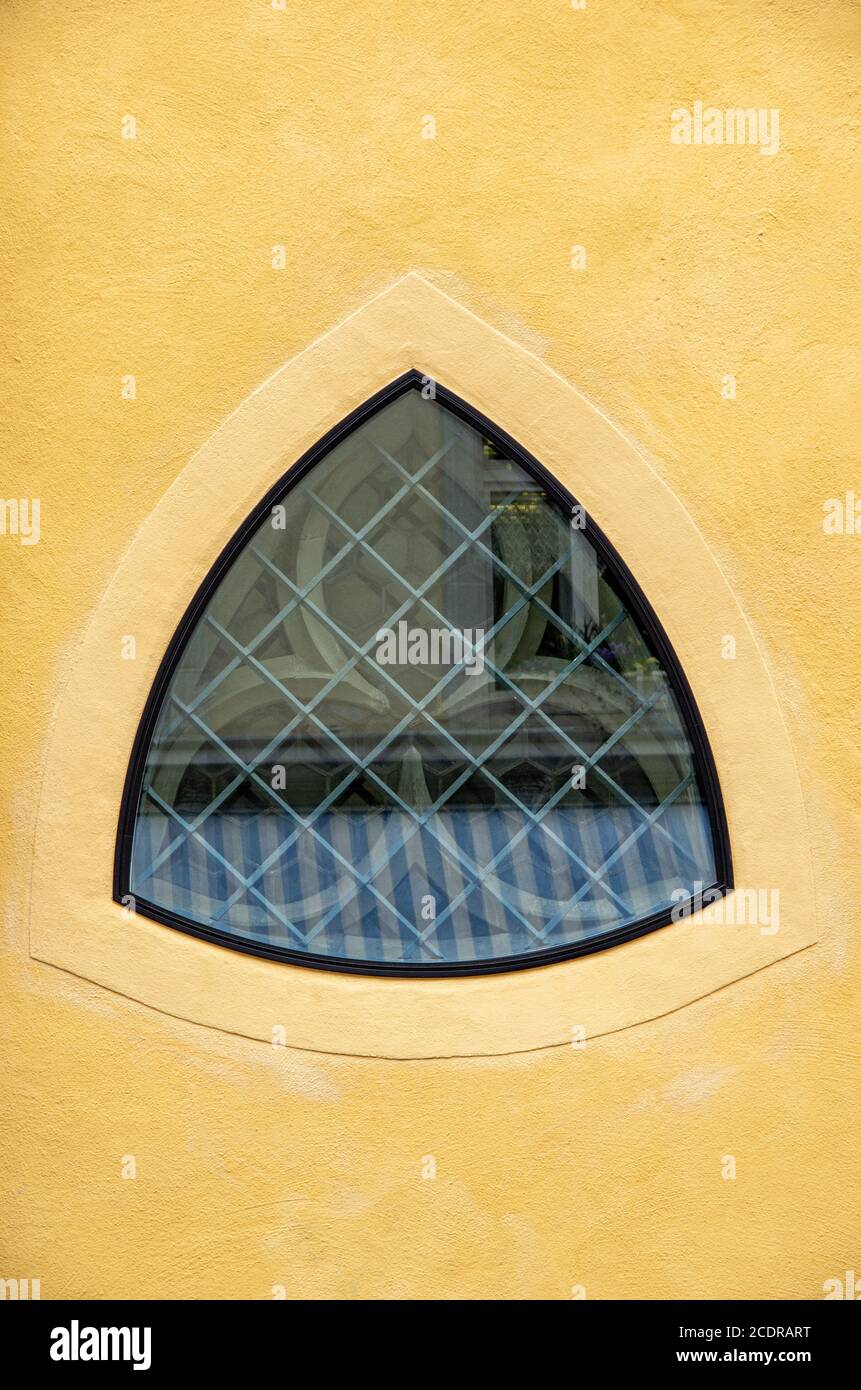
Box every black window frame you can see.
[114,370,732,976]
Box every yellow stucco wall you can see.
[2,1,858,1300]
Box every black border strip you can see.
[114,370,733,977]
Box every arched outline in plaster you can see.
[28,274,817,1057]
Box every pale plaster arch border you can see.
[29,274,817,1058]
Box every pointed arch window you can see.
[116,374,730,974]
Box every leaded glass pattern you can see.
[125,384,721,968]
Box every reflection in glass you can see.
[130,388,718,965]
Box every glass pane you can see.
[129,387,719,966]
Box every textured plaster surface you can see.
[1,0,859,1299]
[24,272,817,1057]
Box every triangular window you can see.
[117,375,729,972]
